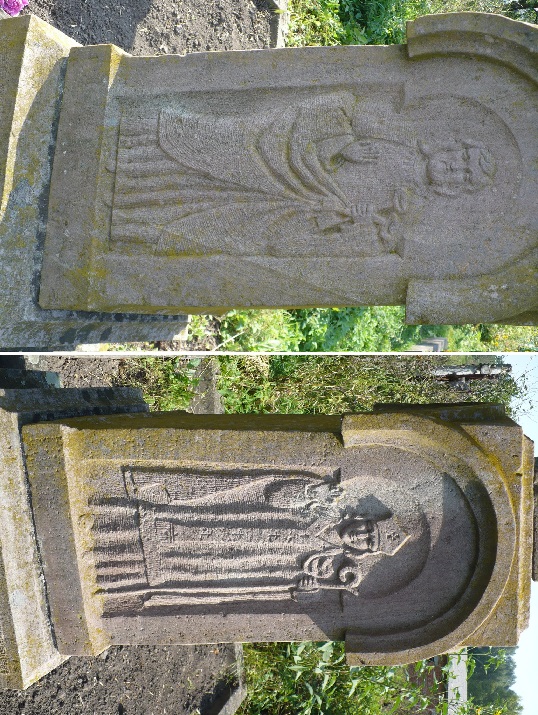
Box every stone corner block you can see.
[0,15,188,349]
[0,385,148,689]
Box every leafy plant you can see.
[237,641,428,715]
[287,0,537,48]
[217,355,524,414]
[118,357,201,411]
[217,310,304,352]
[286,0,356,47]
[238,644,520,715]
[0,0,28,16]
[467,648,523,714]
[215,307,538,353]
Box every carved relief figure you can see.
[91,468,414,613]
[111,92,495,259]
[294,513,409,597]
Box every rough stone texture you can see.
[0,367,59,389]
[20,404,534,666]
[0,15,188,350]
[0,385,148,689]
[189,358,225,414]
[37,13,538,325]
[532,457,538,581]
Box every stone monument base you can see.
[0,379,147,689]
[0,15,189,350]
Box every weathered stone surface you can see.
[0,384,147,689]
[37,13,537,324]
[22,405,534,666]
[0,368,59,389]
[532,457,538,581]
[0,15,188,350]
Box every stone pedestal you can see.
[0,15,188,349]
[9,403,533,673]
[0,382,147,688]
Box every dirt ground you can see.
[0,645,242,715]
[22,0,275,55]
[2,0,275,701]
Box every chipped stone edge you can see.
[407,11,538,84]
[0,399,65,689]
[215,644,247,715]
[267,0,289,48]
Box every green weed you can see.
[118,357,200,411]
[216,307,538,352]
[216,355,523,414]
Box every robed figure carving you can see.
[111,92,495,260]
[91,468,415,615]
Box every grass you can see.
[118,357,201,411]
[216,354,523,414]
[119,354,525,419]
[205,309,538,353]
[287,0,537,47]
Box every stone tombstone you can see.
[35,13,538,325]
[21,404,535,666]
[532,457,538,581]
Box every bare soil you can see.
[0,645,241,715]
[22,0,274,56]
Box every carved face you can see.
[428,148,469,186]
[339,519,376,552]
[425,143,495,195]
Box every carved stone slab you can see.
[38,13,538,324]
[0,384,147,689]
[22,405,534,666]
